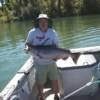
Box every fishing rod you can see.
[60,77,100,100]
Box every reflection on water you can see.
[0,21,33,91]
[0,21,33,47]
[53,15,100,48]
[0,15,100,91]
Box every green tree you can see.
[1,0,100,22]
[0,0,4,11]
[82,0,100,14]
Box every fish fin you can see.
[52,58,58,61]
[36,53,43,58]
[71,53,81,64]
[62,57,68,60]
[26,42,35,48]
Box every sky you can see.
[0,0,5,7]
[0,3,1,7]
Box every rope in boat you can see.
[61,62,100,100]
[60,77,100,100]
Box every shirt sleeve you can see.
[25,28,35,44]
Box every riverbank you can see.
[0,14,100,24]
[0,15,23,23]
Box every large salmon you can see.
[25,43,80,62]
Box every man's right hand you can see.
[24,45,32,54]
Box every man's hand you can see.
[24,45,32,54]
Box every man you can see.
[25,14,60,100]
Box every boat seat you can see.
[56,57,76,67]
[57,54,98,97]
[77,54,96,66]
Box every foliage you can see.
[0,0,100,22]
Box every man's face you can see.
[39,18,48,32]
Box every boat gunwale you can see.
[57,62,98,70]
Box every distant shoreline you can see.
[0,14,100,24]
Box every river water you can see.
[0,15,100,91]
